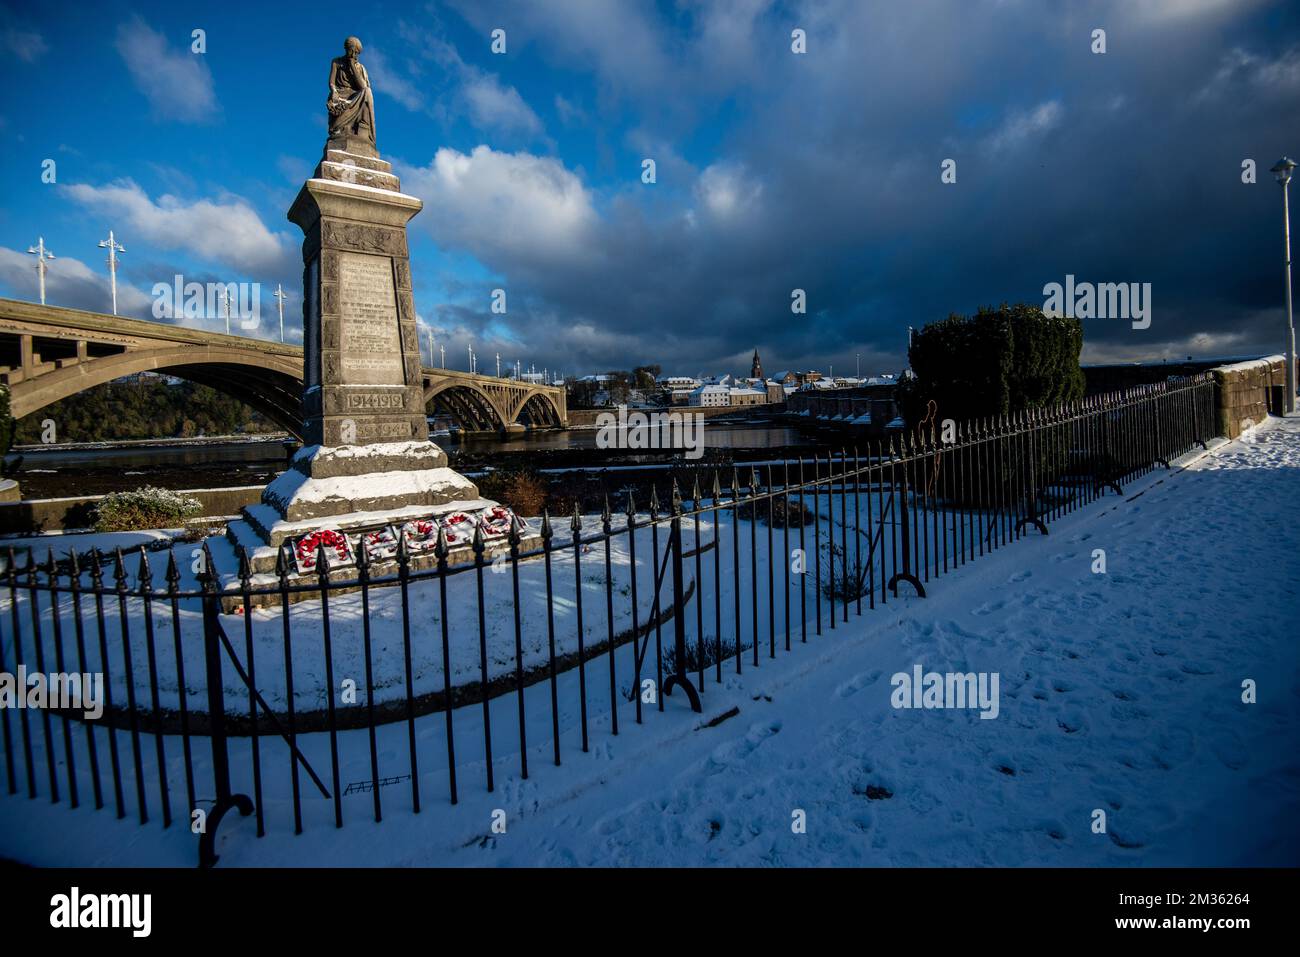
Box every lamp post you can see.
[26,237,55,305]
[1271,157,1297,414]
[220,287,233,335]
[97,230,125,316]
[273,283,287,342]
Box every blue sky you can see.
[2,0,1299,379]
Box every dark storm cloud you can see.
[408,0,1300,376]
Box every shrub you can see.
[475,468,548,517]
[661,636,754,682]
[899,302,1085,427]
[93,486,203,532]
[820,542,871,603]
[736,495,813,527]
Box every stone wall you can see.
[0,484,264,535]
[1083,358,1235,395]
[785,385,899,436]
[566,403,784,428]
[1211,355,1288,440]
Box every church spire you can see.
[750,348,763,380]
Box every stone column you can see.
[290,151,429,448]
[230,147,481,549]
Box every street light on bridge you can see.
[97,230,125,316]
[26,237,54,306]
[219,287,233,335]
[1271,156,1297,415]
[273,283,287,342]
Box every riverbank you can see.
[3,419,854,501]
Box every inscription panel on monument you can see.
[337,251,405,386]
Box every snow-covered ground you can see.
[2,417,1298,866]
[0,483,895,715]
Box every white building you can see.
[688,384,732,407]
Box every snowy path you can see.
[2,417,1297,866]
[431,416,1300,866]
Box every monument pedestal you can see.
[224,139,534,585]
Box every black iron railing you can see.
[0,375,1215,865]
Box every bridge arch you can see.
[515,392,565,429]
[423,378,567,433]
[7,345,305,437]
[423,380,508,432]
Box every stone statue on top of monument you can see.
[327,36,376,155]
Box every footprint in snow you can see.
[1108,828,1145,849]
[835,670,881,698]
[1056,710,1086,734]
[708,718,783,768]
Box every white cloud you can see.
[365,47,427,112]
[0,247,153,317]
[3,27,47,62]
[1123,0,1270,24]
[462,73,544,136]
[685,0,773,86]
[61,180,290,275]
[1196,46,1300,102]
[387,31,546,139]
[983,100,1063,154]
[695,162,764,220]
[400,146,596,267]
[554,94,586,126]
[114,16,218,123]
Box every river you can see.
[4,419,846,500]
